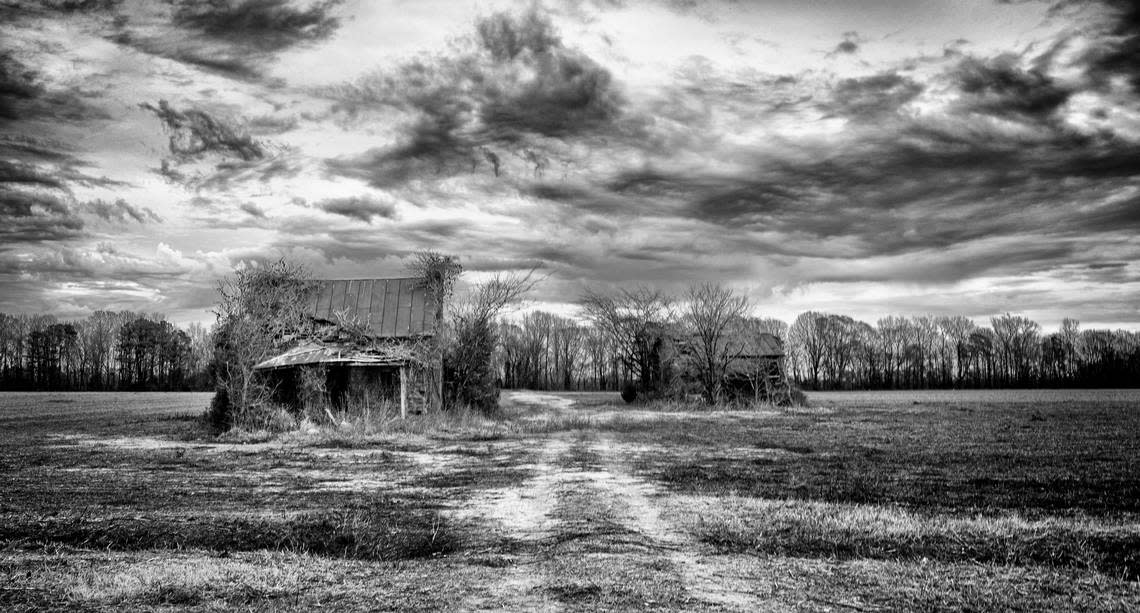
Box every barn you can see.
[252,277,443,417]
[717,332,792,405]
[639,325,793,405]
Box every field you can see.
[1,390,1139,611]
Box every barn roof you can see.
[740,332,784,358]
[307,277,436,339]
[656,328,784,358]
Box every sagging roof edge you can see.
[252,341,424,371]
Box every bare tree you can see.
[937,315,975,387]
[1059,318,1080,380]
[991,313,1041,385]
[579,286,674,391]
[789,311,827,389]
[683,283,750,404]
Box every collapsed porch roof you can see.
[253,341,411,371]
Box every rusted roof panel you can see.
[311,277,435,339]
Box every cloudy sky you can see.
[2,0,1138,329]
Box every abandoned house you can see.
[639,325,793,405]
[253,277,442,416]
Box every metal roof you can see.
[670,330,784,358]
[741,332,784,358]
[253,342,407,371]
[308,277,436,339]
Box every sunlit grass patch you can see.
[668,495,1140,578]
[62,556,302,606]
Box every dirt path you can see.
[590,433,763,611]
[452,428,761,611]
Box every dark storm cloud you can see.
[193,156,302,192]
[325,8,629,188]
[1072,192,1140,233]
[171,0,343,53]
[1,156,126,192]
[110,33,264,80]
[0,146,140,246]
[525,181,636,216]
[84,198,162,224]
[606,169,797,219]
[141,100,264,161]
[103,0,344,81]
[139,99,297,190]
[0,159,66,189]
[826,72,923,119]
[0,0,121,20]
[316,196,396,222]
[475,10,623,140]
[501,5,1140,290]
[0,189,85,243]
[1084,0,1140,92]
[1,0,120,12]
[0,51,39,121]
[0,51,109,122]
[0,134,79,162]
[541,104,1140,275]
[951,54,1070,120]
[325,108,476,187]
[811,242,1078,284]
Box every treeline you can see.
[787,312,1140,390]
[493,310,1139,391]
[0,311,212,391]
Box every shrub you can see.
[231,402,297,433]
[205,388,231,433]
[444,319,500,413]
[621,382,638,403]
[445,270,534,413]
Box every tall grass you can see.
[1,506,457,561]
[227,393,613,446]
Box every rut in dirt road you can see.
[455,431,761,611]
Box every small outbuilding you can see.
[638,324,793,405]
[716,332,792,405]
[253,277,443,416]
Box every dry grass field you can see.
[1,389,1139,611]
